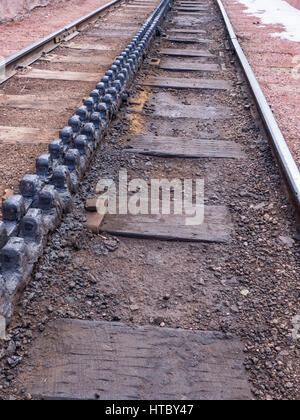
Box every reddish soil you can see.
[222,0,300,170]
[0,0,112,57]
[286,0,300,9]
[0,0,62,24]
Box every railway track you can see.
[0,0,299,401]
[0,0,160,201]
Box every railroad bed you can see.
[0,0,299,401]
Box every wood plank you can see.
[84,32,132,39]
[177,1,209,3]
[0,94,79,111]
[160,48,214,57]
[175,3,209,6]
[86,212,106,234]
[172,13,211,19]
[85,31,136,38]
[86,197,108,233]
[175,12,211,16]
[167,28,207,34]
[177,3,209,6]
[174,7,209,11]
[41,54,113,66]
[139,102,232,120]
[0,126,57,144]
[167,36,213,44]
[178,1,209,2]
[171,16,212,25]
[127,4,154,7]
[143,77,231,90]
[159,59,219,72]
[101,206,232,243]
[65,42,113,51]
[145,92,231,119]
[21,319,252,400]
[116,11,152,16]
[93,25,140,30]
[85,198,99,212]
[18,69,100,82]
[125,135,245,158]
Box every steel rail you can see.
[0,0,126,84]
[216,0,300,219]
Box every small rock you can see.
[7,341,16,355]
[25,331,33,339]
[279,350,289,357]
[265,361,272,369]
[230,305,239,314]
[252,202,266,210]
[7,357,21,368]
[0,348,5,360]
[278,235,294,248]
[130,304,139,312]
[104,239,118,252]
[153,317,164,326]
[35,273,42,281]
[239,190,250,197]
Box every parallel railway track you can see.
[0,0,124,85]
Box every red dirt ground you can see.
[286,0,300,9]
[0,0,112,58]
[0,1,62,24]
[222,0,300,169]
